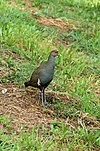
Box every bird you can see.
[24,50,58,106]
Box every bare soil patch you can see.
[0,83,100,133]
[33,13,76,30]
[0,83,68,132]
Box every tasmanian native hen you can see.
[24,50,58,106]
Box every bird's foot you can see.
[45,101,50,106]
[42,102,45,107]
[44,101,49,105]
[41,101,49,107]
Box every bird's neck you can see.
[48,55,55,66]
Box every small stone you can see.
[2,88,7,94]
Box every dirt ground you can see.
[0,83,68,131]
[0,83,100,133]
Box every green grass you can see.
[0,116,100,150]
[0,0,100,150]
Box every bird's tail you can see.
[24,81,31,87]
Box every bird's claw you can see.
[44,101,48,105]
[42,101,49,107]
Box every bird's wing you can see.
[30,62,47,81]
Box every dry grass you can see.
[33,13,76,30]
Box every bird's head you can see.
[50,50,58,57]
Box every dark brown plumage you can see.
[24,50,58,106]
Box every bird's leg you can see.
[44,92,48,105]
[41,88,48,106]
[41,89,45,107]
[43,88,48,105]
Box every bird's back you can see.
[29,61,54,89]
